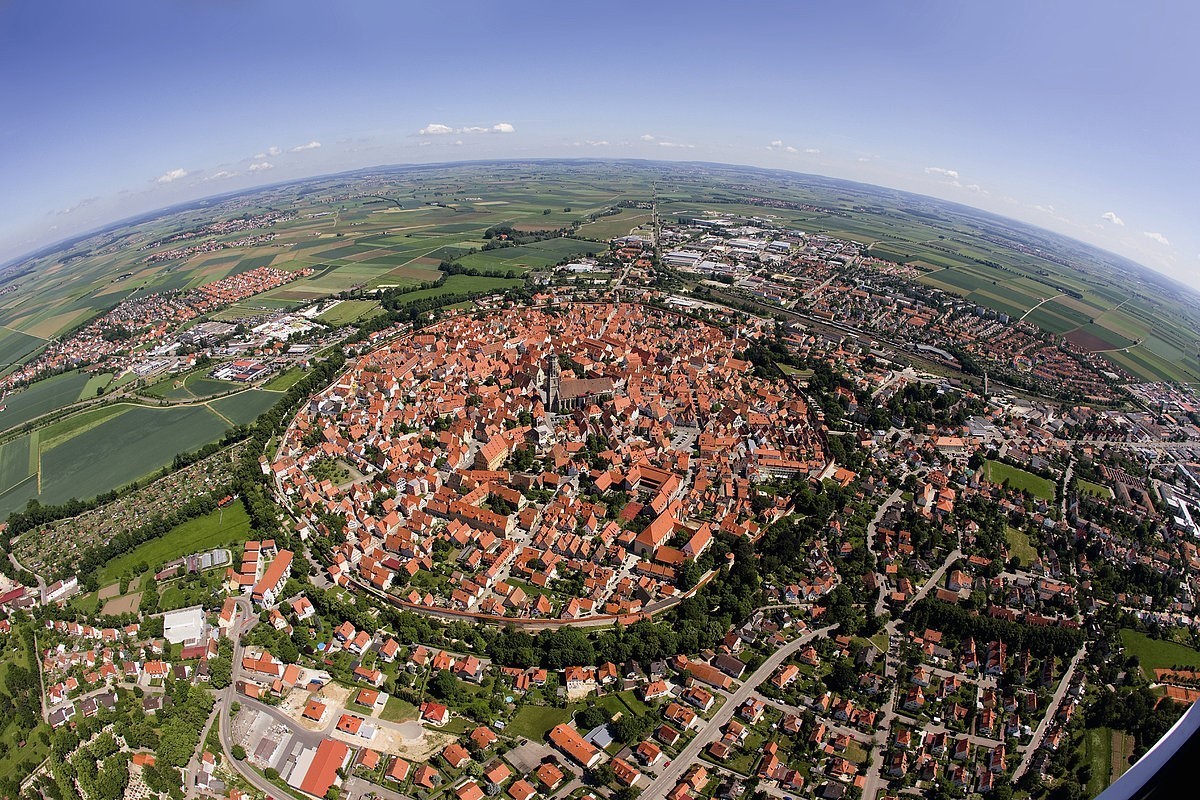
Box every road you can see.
[866,488,903,616]
[640,625,837,799]
[1012,645,1087,783]
[214,596,314,800]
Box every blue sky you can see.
[1,1,1196,286]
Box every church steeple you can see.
[544,351,561,413]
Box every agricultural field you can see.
[0,369,102,434]
[262,366,307,391]
[0,402,238,517]
[0,160,1196,390]
[96,503,251,584]
[1119,628,1200,680]
[208,389,280,426]
[316,299,382,326]
[984,460,1056,501]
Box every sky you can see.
[1,1,1197,287]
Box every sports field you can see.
[1119,628,1200,680]
[984,460,1056,501]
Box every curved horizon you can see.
[1,2,1196,288]
[6,156,1195,301]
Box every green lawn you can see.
[1084,727,1112,798]
[96,503,250,583]
[1120,628,1200,680]
[984,460,1056,501]
[317,299,382,326]
[506,704,574,741]
[1005,526,1038,567]
[0,626,51,780]
[381,695,418,722]
[1076,478,1114,499]
[262,367,307,392]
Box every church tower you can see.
[544,351,561,413]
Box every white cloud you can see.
[657,141,694,149]
[769,139,784,148]
[204,170,239,181]
[253,146,283,159]
[418,140,432,147]
[54,196,100,216]
[786,146,799,153]
[1101,211,1124,226]
[640,134,656,141]
[803,147,820,154]
[248,161,273,172]
[965,184,987,194]
[924,166,960,180]
[156,168,188,184]
[1034,204,1056,215]
[418,122,515,136]
[290,140,321,152]
[1144,231,1171,246]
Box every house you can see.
[471,725,499,750]
[421,701,450,726]
[289,739,350,799]
[535,762,564,790]
[303,699,327,722]
[509,779,537,800]
[549,723,603,768]
[387,757,411,783]
[611,757,642,787]
[443,743,472,769]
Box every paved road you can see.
[1012,645,1087,783]
[214,596,314,800]
[640,625,837,799]
[866,488,904,616]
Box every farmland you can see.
[1,160,1195,386]
[0,369,105,433]
[0,401,237,517]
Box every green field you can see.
[1119,628,1200,680]
[0,370,93,433]
[506,704,574,741]
[0,625,51,781]
[984,460,1056,501]
[0,402,236,517]
[1005,526,1037,567]
[1076,478,1114,499]
[208,390,279,426]
[97,503,250,583]
[317,299,382,326]
[262,367,307,391]
[1083,727,1112,798]
[381,695,418,723]
[144,368,241,400]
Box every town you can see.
[0,170,1198,800]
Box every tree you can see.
[231,744,246,760]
